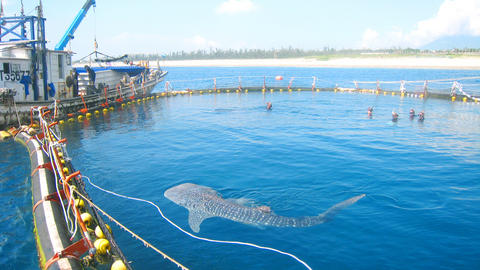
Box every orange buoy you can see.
[275,76,283,81]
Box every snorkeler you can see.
[418,111,425,121]
[367,107,373,116]
[409,108,415,119]
[266,102,272,110]
[392,111,399,121]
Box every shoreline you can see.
[156,57,480,70]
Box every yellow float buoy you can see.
[0,130,12,140]
[86,112,92,118]
[62,167,69,174]
[245,89,248,93]
[95,224,112,239]
[451,96,456,102]
[95,226,105,239]
[463,97,467,102]
[279,89,283,92]
[199,91,203,94]
[81,212,93,227]
[59,120,65,124]
[111,260,127,270]
[94,110,100,114]
[77,115,84,120]
[270,89,274,93]
[75,199,85,209]
[94,239,111,255]
[109,106,114,111]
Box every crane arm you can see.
[54,0,96,51]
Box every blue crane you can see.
[54,0,96,51]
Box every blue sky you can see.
[3,0,479,58]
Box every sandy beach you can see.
[157,57,480,69]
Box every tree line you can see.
[128,47,480,61]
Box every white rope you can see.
[35,107,79,239]
[83,176,313,270]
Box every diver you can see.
[392,111,399,122]
[367,107,373,117]
[266,102,272,110]
[409,108,415,119]
[418,111,425,121]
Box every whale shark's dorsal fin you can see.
[188,210,214,233]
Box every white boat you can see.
[0,1,166,128]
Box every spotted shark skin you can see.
[165,183,365,233]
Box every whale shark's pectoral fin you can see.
[188,210,213,233]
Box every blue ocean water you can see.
[1,67,480,270]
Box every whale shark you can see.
[164,183,365,233]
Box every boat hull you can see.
[0,71,166,128]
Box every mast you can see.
[37,0,48,100]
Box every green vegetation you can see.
[129,47,480,61]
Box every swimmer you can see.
[392,111,399,121]
[409,108,415,119]
[418,111,425,121]
[266,102,272,110]
[367,107,373,116]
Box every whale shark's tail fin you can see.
[319,194,365,222]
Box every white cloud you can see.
[216,0,257,15]
[361,0,480,49]
[187,35,219,49]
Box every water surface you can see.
[1,67,479,269]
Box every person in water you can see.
[392,111,399,121]
[409,108,415,119]
[367,107,373,117]
[266,102,272,110]
[418,111,425,121]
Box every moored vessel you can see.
[0,1,167,129]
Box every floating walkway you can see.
[13,107,131,270]
[161,75,480,103]
[8,105,189,270]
